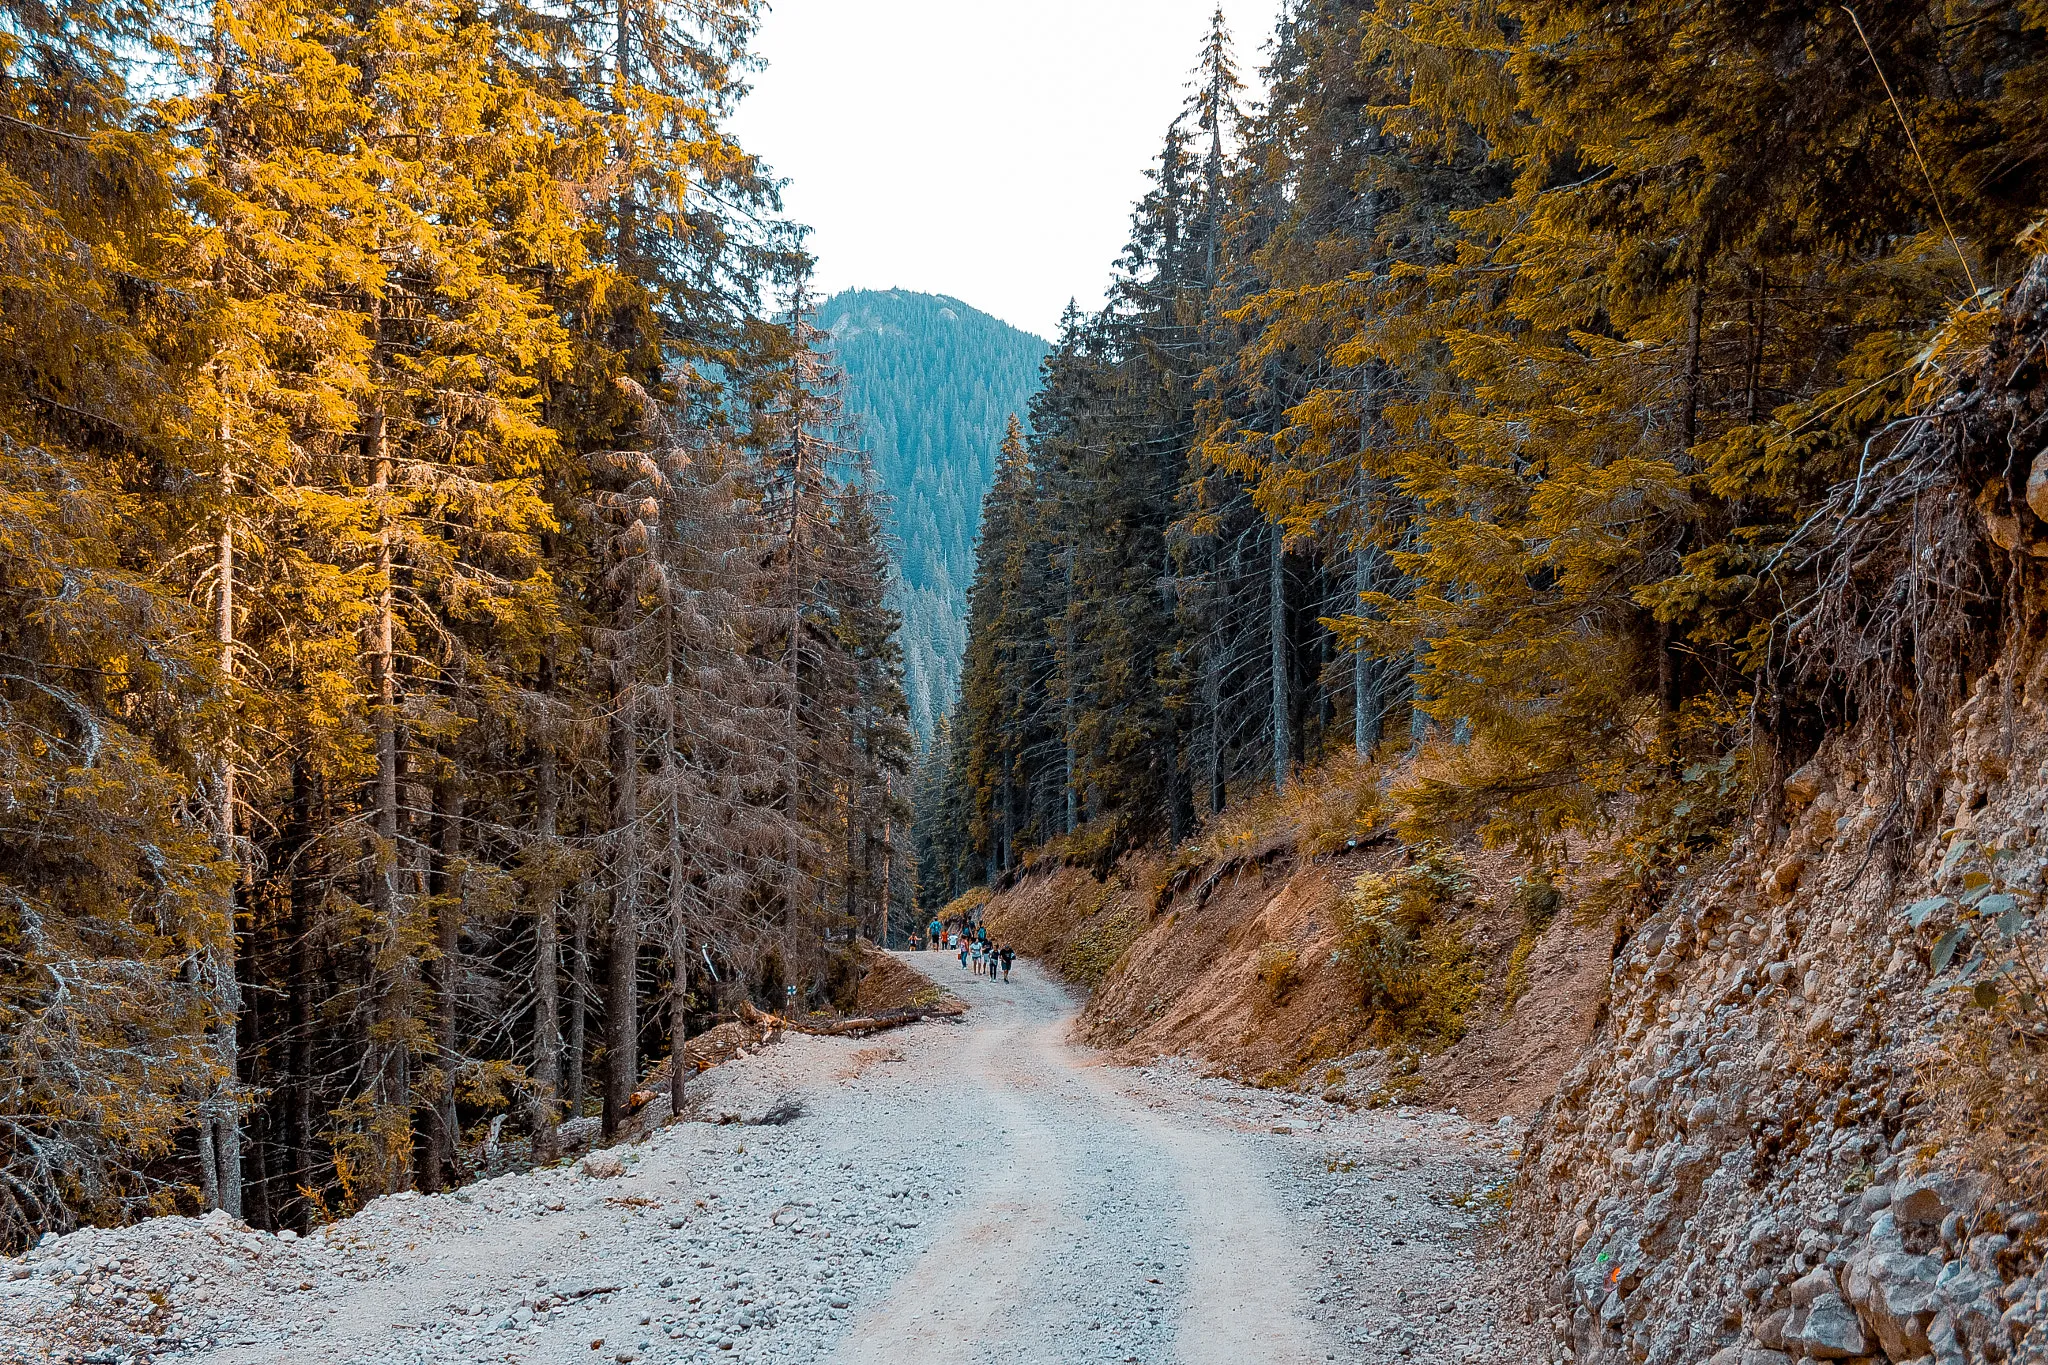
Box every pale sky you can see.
[728,1,1284,340]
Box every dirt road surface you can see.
[4,955,1541,1365]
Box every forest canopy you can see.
[920,1,2047,906]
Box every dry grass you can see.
[1187,751,1386,863]
[1256,941,1302,1004]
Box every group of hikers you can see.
[924,918,1016,983]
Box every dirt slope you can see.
[981,837,1611,1121]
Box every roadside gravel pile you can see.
[0,1034,970,1365]
[1128,1055,1543,1365]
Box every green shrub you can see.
[1905,836,2048,1205]
[1256,941,1301,1004]
[1513,870,1562,930]
[1333,849,1483,1044]
[938,886,989,922]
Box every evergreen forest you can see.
[919,3,2047,905]
[818,290,1050,739]
[0,0,912,1242]
[7,0,2048,1286]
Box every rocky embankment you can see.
[981,836,1611,1122]
[1513,260,2048,1365]
[1514,714,2047,1365]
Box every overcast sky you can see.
[727,1,1283,340]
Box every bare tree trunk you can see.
[880,817,894,947]
[1204,620,1224,816]
[782,285,810,927]
[665,821,688,1121]
[244,1101,269,1228]
[366,400,409,1193]
[191,958,219,1212]
[1353,545,1380,755]
[1662,259,1709,758]
[1745,268,1766,425]
[1063,548,1078,834]
[286,761,316,1231]
[843,772,860,924]
[211,449,244,1216]
[1269,524,1289,793]
[530,739,563,1160]
[998,752,1014,875]
[1682,261,1706,450]
[602,681,640,1139]
[566,857,589,1121]
[425,777,462,1189]
[202,32,246,1221]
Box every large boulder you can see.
[1799,1291,1869,1360]
[1892,1174,1971,1227]
[1844,1244,1943,1360]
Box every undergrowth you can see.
[1503,868,1562,1013]
[1907,833,2048,1204]
[1187,751,1385,863]
[1333,846,1483,1045]
[1256,941,1301,1004]
[938,886,990,923]
[1058,877,1140,988]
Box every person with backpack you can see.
[999,945,1015,982]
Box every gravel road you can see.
[5,955,1543,1365]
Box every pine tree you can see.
[0,0,234,1241]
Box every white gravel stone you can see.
[0,955,1540,1365]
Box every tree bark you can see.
[1352,545,1381,755]
[1062,548,1078,835]
[1269,524,1289,793]
[286,760,316,1231]
[211,451,244,1217]
[1745,268,1767,425]
[602,680,640,1139]
[530,737,563,1160]
[566,810,590,1123]
[665,821,688,1121]
[1682,261,1707,451]
[424,775,462,1190]
[365,398,409,1193]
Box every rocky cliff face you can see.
[1515,258,2048,1365]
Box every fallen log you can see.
[786,1001,965,1038]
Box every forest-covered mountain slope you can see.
[819,290,1049,737]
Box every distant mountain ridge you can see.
[820,288,1049,738]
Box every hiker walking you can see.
[1000,945,1015,982]
[928,917,943,950]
